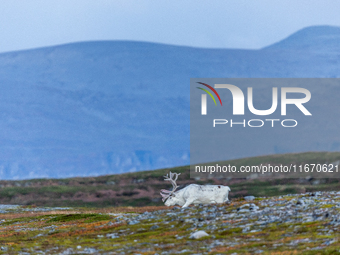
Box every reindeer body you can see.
[164,184,230,208]
[160,172,231,208]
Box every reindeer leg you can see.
[182,199,194,208]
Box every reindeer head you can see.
[160,171,181,205]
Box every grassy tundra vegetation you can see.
[0,152,340,254]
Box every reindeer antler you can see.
[160,171,181,202]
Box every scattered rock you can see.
[106,233,119,238]
[242,226,251,233]
[34,233,44,238]
[128,220,140,225]
[150,225,159,230]
[190,230,209,239]
[244,196,255,201]
[83,248,98,254]
[296,199,305,206]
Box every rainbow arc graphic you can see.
[197,82,222,115]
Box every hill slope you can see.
[0,26,340,179]
[0,152,339,207]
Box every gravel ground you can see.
[1,191,340,254]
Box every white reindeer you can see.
[160,172,231,208]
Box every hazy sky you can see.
[1,0,340,53]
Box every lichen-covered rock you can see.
[189,230,209,239]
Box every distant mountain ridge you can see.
[0,25,340,179]
[264,25,340,51]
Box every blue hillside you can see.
[0,25,339,179]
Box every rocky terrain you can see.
[0,191,340,254]
[0,152,339,254]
